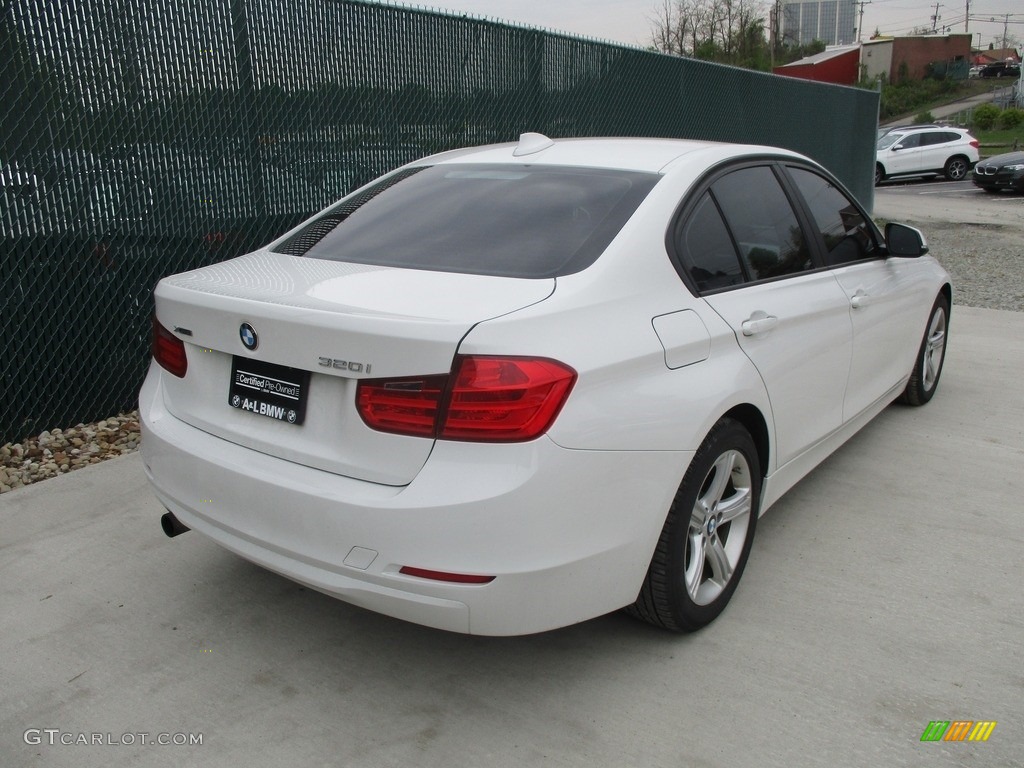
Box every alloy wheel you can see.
[685,449,753,605]
[922,305,947,392]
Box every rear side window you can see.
[788,168,877,266]
[921,132,958,146]
[710,166,812,281]
[276,164,659,278]
[677,193,745,291]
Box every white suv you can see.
[876,126,979,185]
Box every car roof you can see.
[416,134,807,175]
[978,150,1024,164]
[886,125,958,133]
[883,125,972,138]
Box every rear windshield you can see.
[281,164,660,278]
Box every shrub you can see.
[973,103,1001,131]
[874,77,960,120]
[915,110,935,124]
[998,108,1024,130]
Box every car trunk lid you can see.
[153,250,554,485]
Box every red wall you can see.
[773,49,860,86]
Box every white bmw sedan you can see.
[141,135,951,635]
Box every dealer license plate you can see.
[228,357,310,425]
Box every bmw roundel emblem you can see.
[239,323,258,350]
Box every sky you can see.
[415,1,1023,51]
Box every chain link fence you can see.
[0,0,879,444]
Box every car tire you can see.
[944,156,969,181]
[628,417,760,632]
[899,293,949,406]
[875,164,884,186]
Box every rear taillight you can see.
[152,317,187,378]
[356,355,576,442]
[970,140,980,148]
[440,356,576,441]
[355,375,447,437]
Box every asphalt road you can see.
[877,177,1024,197]
[2,268,1023,764]
[876,178,995,198]
[875,177,1024,231]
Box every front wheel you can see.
[628,418,761,632]
[944,156,969,181]
[875,164,884,186]
[899,293,949,406]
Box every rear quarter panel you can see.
[457,173,774,461]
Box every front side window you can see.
[710,166,812,281]
[788,168,877,266]
[895,133,922,149]
[278,164,660,278]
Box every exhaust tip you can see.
[161,511,190,538]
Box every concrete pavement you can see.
[2,306,1022,768]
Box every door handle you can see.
[850,289,872,309]
[741,313,778,336]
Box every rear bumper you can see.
[140,368,691,635]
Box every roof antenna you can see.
[513,132,555,157]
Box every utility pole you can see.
[964,0,969,35]
[930,2,942,33]
[1001,13,1009,50]
[855,0,871,42]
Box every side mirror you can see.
[891,144,904,151]
[885,222,929,257]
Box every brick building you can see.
[889,35,972,81]
[776,34,972,86]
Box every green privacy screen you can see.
[0,0,879,443]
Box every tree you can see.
[649,0,689,56]
[648,0,771,69]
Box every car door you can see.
[886,132,924,175]
[785,165,929,420]
[672,164,852,468]
[919,131,954,173]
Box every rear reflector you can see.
[152,317,187,378]
[356,356,576,442]
[399,566,495,584]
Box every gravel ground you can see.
[2,187,1020,494]
[0,413,140,493]
[873,184,1024,313]
[907,221,1024,312]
